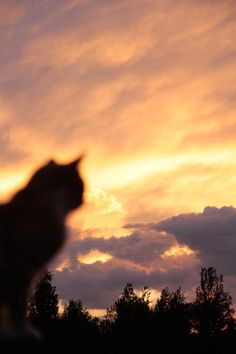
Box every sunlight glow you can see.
[89,308,107,318]
[87,188,124,215]
[55,259,71,272]
[78,249,112,264]
[89,151,236,191]
[161,245,194,258]
[0,173,27,201]
[136,288,162,305]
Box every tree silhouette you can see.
[192,267,235,337]
[28,271,59,353]
[60,299,99,354]
[153,287,191,353]
[105,283,153,354]
[24,267,236,354]
[28,271,59,325]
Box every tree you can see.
[62,299,95,328]
[28,271,59,325]
[108,283,151,324]
[192,267,235,337]
[27,271,60,352]
[154,286,185,312]
[153,287,191,351]
[61,299,99,354]
[105,283,153,354]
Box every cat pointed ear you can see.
[68,155,84,168]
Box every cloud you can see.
[0,1,29,26]
[0,123,27,166]
[0,0,236,213]
[52,227,199,308]
[158,206,236,243]
[53,206,236,309]
[119,161,236,229]
[1,0,236,310]
[86,188,124,215]
[57,228,176,266]
[54,261,198,308]
[125,206,236,285]
[1,0,235,168]
[157,206,236,276]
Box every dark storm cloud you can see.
[54,256,196,309]
[123,206,236,291]
[157,206,236,250]
[156,206,236,276]
[56,229,176,266]
[53,228,199,308]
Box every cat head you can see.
[13,156,84,212]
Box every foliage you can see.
[26,267,236,354]
[108,283,150,322]
[60,299,99,354]
[192,267,235,336]
[153,287,191,352]
[28,271,59,324]
[154,286,185,312]
[104,283,153,354]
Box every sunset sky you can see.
[1,0,236,315]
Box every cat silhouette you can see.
[0,157,84,334]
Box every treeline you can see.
[28,267,236,354]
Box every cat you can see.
[0,157,84,334]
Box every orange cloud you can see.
[162,246,195,258]
[56,259,71,272]
[78,249,112,264]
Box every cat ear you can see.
[48,159,56,166]
[68,155,84,168]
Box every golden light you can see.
[88,150,236,191]
[136,288,162,305]
[87,188,124,215]
[58,300,66,315]
[161,245,195,258]
[72,187,127,238]
[89,308,107,318]
[78,249,112,264]
[55,259,71,272]
[0,173,28,201]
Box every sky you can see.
[1,0,236,315]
